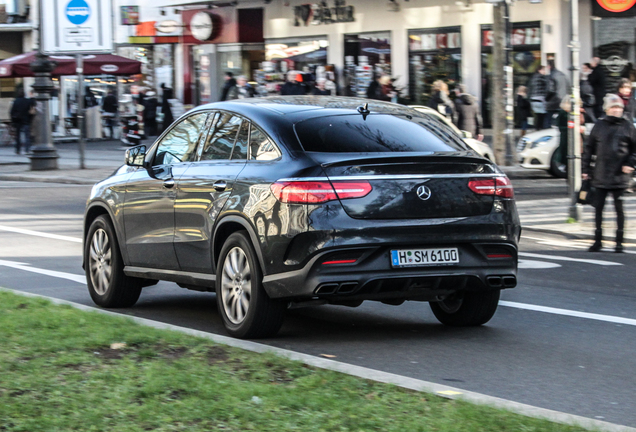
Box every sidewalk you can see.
[1,139,634,242]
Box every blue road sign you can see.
[66,0,91,26]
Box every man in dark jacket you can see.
[588,57,607,120]
[453,84,483,141]
[545,60,571,129]
[280,71,307,96]
[10,89,36,154]
[143,91,159,137]
[582,94,636,253]
[102,89,118,139]
[528,65,548,130]
[220,72,236,101]
[160,83,174,133]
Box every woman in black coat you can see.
[582,94,636,252]
[160,84,174,133]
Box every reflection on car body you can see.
[83,96,521,339]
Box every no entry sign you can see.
[41,0,113,54]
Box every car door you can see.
[123,112,209,269]
[174,111,249,273]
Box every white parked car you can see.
[516,128,563,177]
[410,105,496,161]
[517,123,594,178]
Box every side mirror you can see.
[461,130,473,139]
[125,145,147,167]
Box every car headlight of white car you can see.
[529,135,553,149]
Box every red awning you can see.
[0,51,143,78]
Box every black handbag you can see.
[577,179,596,206]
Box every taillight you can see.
[468,176,514,199]
[270,181,372,204]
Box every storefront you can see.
[591,0,636,93]
[260,36,329,94]
[181,7,265,105]
[481,22,542,127]
[408,27,461,106]
[344,31,391,97]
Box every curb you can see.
[1,287,634,432]
[0,174,99,185]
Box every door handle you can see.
[213,180,227,191]
[163,179,175,189]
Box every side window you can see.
[201,112,242,161]
[231,120,249,160]
[249,125,281,161]
[153,113,208,166]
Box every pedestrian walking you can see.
[454,84,484,141]
[528,65,548,130]
[143,91,158,137]
[101,88,118,139]
[325,71,339,96]
[160,83,174,133]
[580,63,597,123]
[428,80,454,119]
[10,88,36,154]
[280,71,306,96]
[617,78,635,123]
[227,76,255,100]
[588,57,607,120]
[582,94,636,253]
[515,85,531,137]
[220,72,237,102]
[545,60,571,129]
[312,78,331,95]
[366,74,390,101]
[556,96,571,171]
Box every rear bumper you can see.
[262,241,518,302]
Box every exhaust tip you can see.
[502,276,517,288]
[486,276,503,288]
[337,282,358,294]
[315,283,338,295]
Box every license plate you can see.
[390,248,459,267]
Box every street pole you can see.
[504,1,515,166]
[492,2,506,166]
[29,0,59,171]
[569,0,582,221]
[76,54,86,169]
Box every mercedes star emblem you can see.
[416,185,432,201]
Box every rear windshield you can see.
[294,114,469,153]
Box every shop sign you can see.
[190,11,214,41]
[294,0,355,26]
[101,64,119,73]
[155,20,180,34]
[121,6,139,26]
[482,27,541,47]
[410,32,460,51]
[596,0,636,13]
[601,55,630,73]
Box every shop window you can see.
[408,27,461,106]
[344,32,391,97]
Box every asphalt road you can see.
[0,180,634,427]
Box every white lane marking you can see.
[500,301,636,327]
[0,259,85,284]
[0,224,82,243]
[518,259,562,269]
[521,236,636,255]
[518,251,622,266]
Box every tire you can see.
[549,149,567,178]
[85,215,142,308]
[429,290,500,326]
[216,231,285,339]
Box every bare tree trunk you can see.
[492,3,506,166]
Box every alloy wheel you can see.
[89,228,112,295]
[221,247,252,325]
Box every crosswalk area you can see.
[516,195,636,242]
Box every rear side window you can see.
[201,113,242,161]
[231,120,249,160]
[249,126,281,161]
[294,114,469,153]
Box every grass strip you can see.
[0,290,590,432]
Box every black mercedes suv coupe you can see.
[83,96,521,338]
